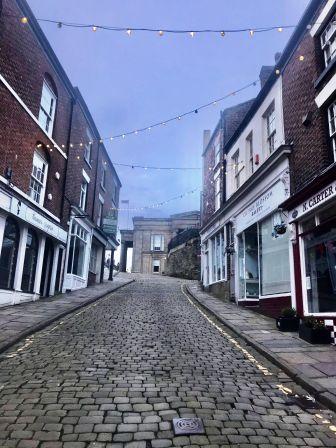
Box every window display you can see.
[304,221,336,313]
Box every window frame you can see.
[38,80,57,137]
[151,234,164,251]
[214,169,221,211]
[320,13,336,68]
[101,162,107,189]
[29,150,48,205]
[264,102,276,154]
[246,132,254,175]
[79,179,88,211]
[232,150,240,190]
[328,99,336,161]
[84,128,93,165]
[97,199,104,227]
[67,222,88,278]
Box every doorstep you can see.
[185,282,336,413]
[0,273,134,354]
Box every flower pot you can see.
[299,324,332,344]
[276,316,300,332]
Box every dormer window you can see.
[320,14,336,67]
[29,150,48,205]
[39,80,57,136]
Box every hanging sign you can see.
[236,181,286,234]
[289,180,336,222]
[102,209,118,237]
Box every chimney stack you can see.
[203,130,211,151]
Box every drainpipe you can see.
[61,97,75,227]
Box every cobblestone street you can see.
[0,275,336,448]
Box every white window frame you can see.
[320,13,336,67]
[246,132,254,175]
[38,80,57,137]
[29,150,48,205]
[67,222,88,278]
[264,102,276,154]
[214,141,221,166]
[232,150,240,190]
[79,179,88,211]
[209,228,226,284]
[328,99,336,161]
[84,128,93,165]
[214,170,221,211]
[151,234,164,251]
[97,198,104,226]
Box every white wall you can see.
[226,77,284,199]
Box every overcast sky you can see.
[29,0,310,229]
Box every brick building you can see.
[200,0,336,328]
[0,0,120,306]
[280,0,336,332]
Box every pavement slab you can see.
[0,275,335,447]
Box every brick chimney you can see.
[203,130,211,151]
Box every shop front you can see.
[234,179,292,316]
[285,176,336,339]
[0,188,67,307]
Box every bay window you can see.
[67,222,88,277]
[39,80,57,136]
[29,150,48,205]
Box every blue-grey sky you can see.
[29,0,309,229]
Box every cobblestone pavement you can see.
[0,275,336,448]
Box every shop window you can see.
[29,150,48,205]
[304,220,336,313]
[320,13,336,67]
[153,259,160,273]
[89,244,98,273]
[67,222,88,277]
[244,224,260,298]
[39,79,57,136]
[84,128,93,165]
[327,100,336,161]
[210,229,225,283]
[264,102,276,154]
[79,179,88,211]
[259,215,290,295]
[0,217,19,290]
[151,235,164,251]
[21,229,38,293]
[301,216,316,234]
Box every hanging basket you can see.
[274,223,287,235]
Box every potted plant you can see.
[299,317,332,344]
[276,307,300,332]
[274,222,287,235]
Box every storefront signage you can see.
[9,197,67,243]
[236,181,286,234]
[102,209,117,237]
[289,181,336,222]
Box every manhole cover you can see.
[173,418,205,435]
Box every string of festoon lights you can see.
[113,188,200,211]
[112,160,242,171]
[17,15,303,37]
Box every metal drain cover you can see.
[173,418,205,435]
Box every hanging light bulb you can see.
[299,55,305,61]
[275,69,280,75]
[249,29,255,37]
[178,116,181,120]
[126,29,132,36]
[190,31,195,38]
[92,26,97,32]
[57,22,63,29]
[277,27,283,32]
[20,17,28,24]
[159,30,164,36]
[122,134,126,138]
[220,31,225,37]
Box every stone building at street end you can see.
[201,0,335,324]
[0,0,120,307]
[120,211,200,275]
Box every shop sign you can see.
[236,181,286,234]
[102,209,117,237]
[289,181,336,222]
[10,197,67,243]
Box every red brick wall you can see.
[0,72,67,220]
[257,296,291,319]
[282,7,331,195]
